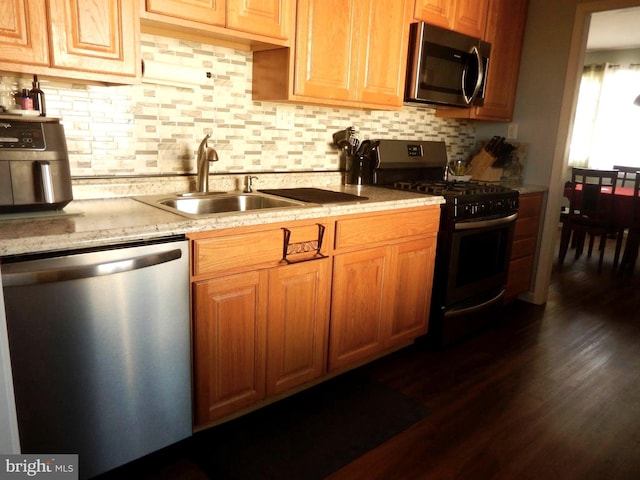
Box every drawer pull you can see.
[281,224,327,264]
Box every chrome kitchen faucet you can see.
[196,133,219,193]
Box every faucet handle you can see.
[244,175,258,193]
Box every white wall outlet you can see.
[507,123,518,140]
[275,105,296,129]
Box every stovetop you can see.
[369,139,519,221]
[393,180,515,197]
[392,179,519,221]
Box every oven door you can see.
[445,213,517,309]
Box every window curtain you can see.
[569,63,640,170]
[568,64,605,168]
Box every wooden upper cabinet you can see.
[144,0,293,44]
[474,0,528,120]
[413,0,452,30]
[227,0,293,40]
[414,0,488,38]
[0,0,49,67]
[48,0,139,77]
[453,0,489,38]
[356,0,413,106]
[0,0,139,82]
[436,0,529,122]
[254,0,413,110]
[146,0,225,27]
[293,0,358,102]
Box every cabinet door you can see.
[413,0,452,30]
[48,0,139,77]
[473,0,528,120]
[385,238,436,347]
[146,0,225,26]
[436,0,528,121]
[414,0,487,38]
[356,0,412,107]
[452,0,488,38]
[294,0,359,101]
[505,192,542,302]
[329,246,387,371]
[193,271,268,425]
[227,0,293,40]
[0,0,49,67]
[266,260,330,395]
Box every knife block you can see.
[468,150,503,182]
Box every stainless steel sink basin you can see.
[134,192,308,218]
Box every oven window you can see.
[446,219,514,308]
[456,229,509,287]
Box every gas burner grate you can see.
[393,180,514,196]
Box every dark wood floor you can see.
[97,235,640,479]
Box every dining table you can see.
[564,184,636,227]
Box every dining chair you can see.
[558,167,620,272]
[613,165,639,188]
[618,174,640,275]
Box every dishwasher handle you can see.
[2,248,183,287]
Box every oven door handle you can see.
[444,289,505,318]
[455,212,518,231]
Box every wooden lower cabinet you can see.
[193,258,330,426]
[329,237,436,371]
[266,260,330,396]
[388,238,437,346]
[329,246,388,369]
[191,206,439,426]
[193,270,268,424]
[505,192,544,302]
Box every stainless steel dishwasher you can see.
[1,236,192,479]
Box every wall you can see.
[477,0,640,305]
[0,33,475,182]
[585,47,640,64]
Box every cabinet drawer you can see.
[514,215,540,239]
[506,255,534,298]
[334,207,440,250]
[518,193,544,218]
[511,236,536,260]
[191,221,329,278]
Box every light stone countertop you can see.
[0,185,445,257]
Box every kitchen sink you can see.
[134,192,308,218]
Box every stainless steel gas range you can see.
[364,139,519,347]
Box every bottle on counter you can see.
[29,75,46,117]
[21,89,33,110]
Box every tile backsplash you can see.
[0,33,475,179]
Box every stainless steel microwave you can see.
[404,22,491,108]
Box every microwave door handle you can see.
[462,46,484,105]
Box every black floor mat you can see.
[191,371,429,480]
[259,188,368,203]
